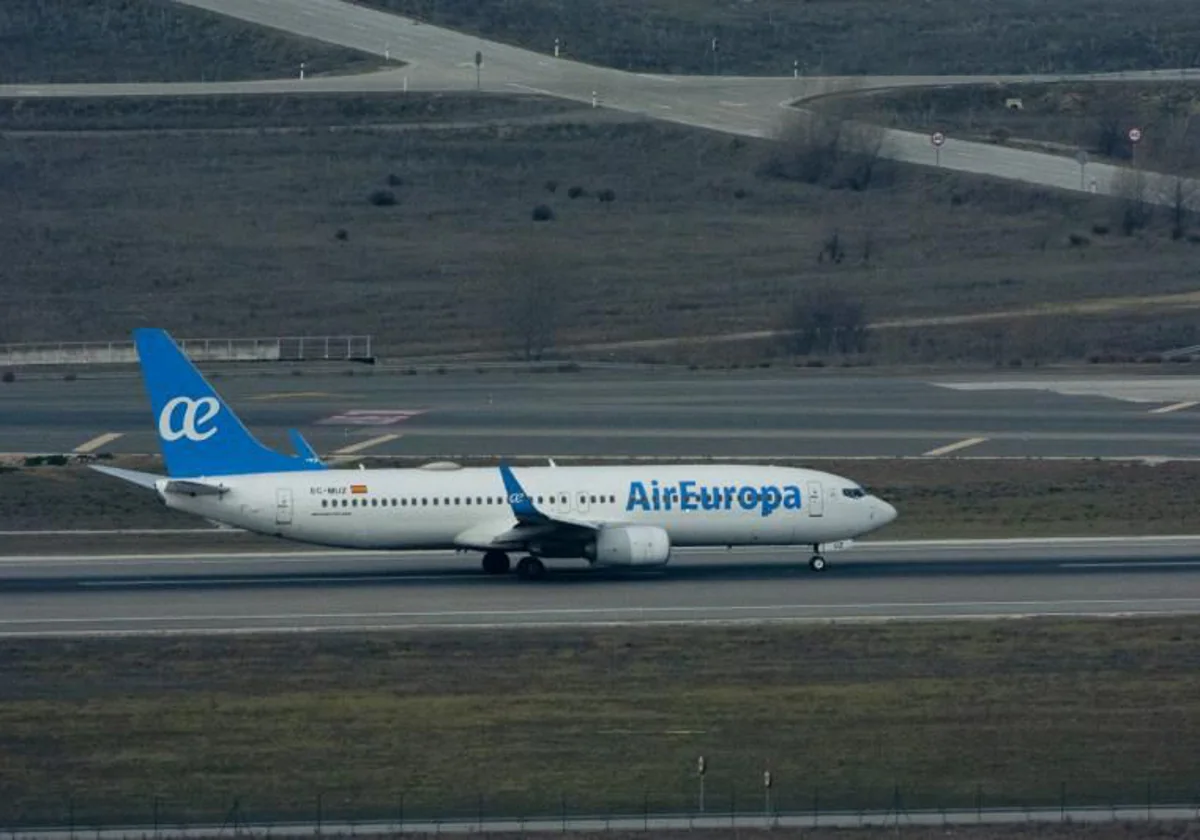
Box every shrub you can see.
[334,228,349,241]
[1067,233,1090,247]
[597,188,616,204]
[63,372,77,382]
[386,173,403,187]
[733,188,748,199]
[1,371,13,383]
[1091,223,1110,236]
[567,186,586,199]
[544,179,558,193]
[368,189,397,206]
[532,204,555,221]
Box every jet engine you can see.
[585,526,671,567]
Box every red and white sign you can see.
[1128,127,1143,143]
[931,131,946,147]
[317,409,426,426]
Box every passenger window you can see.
[433,498,439,506]
[321,499,327,508]
[455,497,461,505]
[371,498,378,507]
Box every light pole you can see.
[474,50,482,90]
[711,37,719,75]
[697,756,707,813]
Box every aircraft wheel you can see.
[809,555,827,572]
[481,550,511,575]
[516,556,547,581]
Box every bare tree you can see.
[761,113,890,191]
[507,270,559,361]
[782,287,869,355]
[1112,168,1153,235]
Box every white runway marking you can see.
[332,433,403,455]
[923,436,988,456]
[1149,400,1199,414]
[72,432,123,453]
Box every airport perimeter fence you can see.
[7,779,1200,835]
[0,335,373,367]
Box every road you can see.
[5,368,1200,460]
[0,0,1195,204]
[2,537,1200,636]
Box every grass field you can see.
[0,0,376,83]
[358,0,1200,76]
[5,457,1200,539]
[4,95,1200,364]
[812,82,1200,176]
[2,619,1199,825]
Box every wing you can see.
[453,464,601,550]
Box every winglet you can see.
[288,429,324,466]
[499,463,543,523]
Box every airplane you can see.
[95,328,898,579]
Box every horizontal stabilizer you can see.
[163,478,228,497]
[90,465,162,490]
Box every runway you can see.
[5,368,1200,460]
[3,537,1200,636]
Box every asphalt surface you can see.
[0,0,1195,204]
[4,369,1200,460]
[2,537,1200,636]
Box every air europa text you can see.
[626,480,803,518]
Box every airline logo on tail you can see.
[134,328,326,478]
[158,396,220,442]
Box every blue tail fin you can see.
[134,328,326,477]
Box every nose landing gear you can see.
[809,545,827,572]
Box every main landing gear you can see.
[516,556,547,581]
[481,550,511,575]
[481,551,547,580]
[809,545,827,572]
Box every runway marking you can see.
[923,436,988,457]
[4,603,1200,638]
[332,433,403,455]
[1062,561,1200,569]
[317,408,425,426]
[1149,400,1199,414]
[5,598,1200,627]
[249,391,336,401]
[72,432,123,454]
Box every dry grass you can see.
[0,0,376,83]
[4,96,1200,364]
[356,0,1200,76]
[2,619,1199,825]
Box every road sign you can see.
[697,756,706,776]
[931,131,946,147]
[764,770,773,788]
[1128,127,1143,143]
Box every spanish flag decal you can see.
[350,484,368,494]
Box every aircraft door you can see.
[575,491,590,514]
[275,488,294,525]
[807,481,824,517]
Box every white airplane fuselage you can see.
[164,463,895,553]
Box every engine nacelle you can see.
[586,526,671,567]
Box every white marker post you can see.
[1128,126,1143,168]
[930,130,946,167]
[554,37,560,58]
[299,62,306,80]
[793,59,799,78]
[591,90,597,108]
[697,756,706,813]
[764,770,773,821]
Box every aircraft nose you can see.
[874,497,898,525]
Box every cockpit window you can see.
[842,487,867,499]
